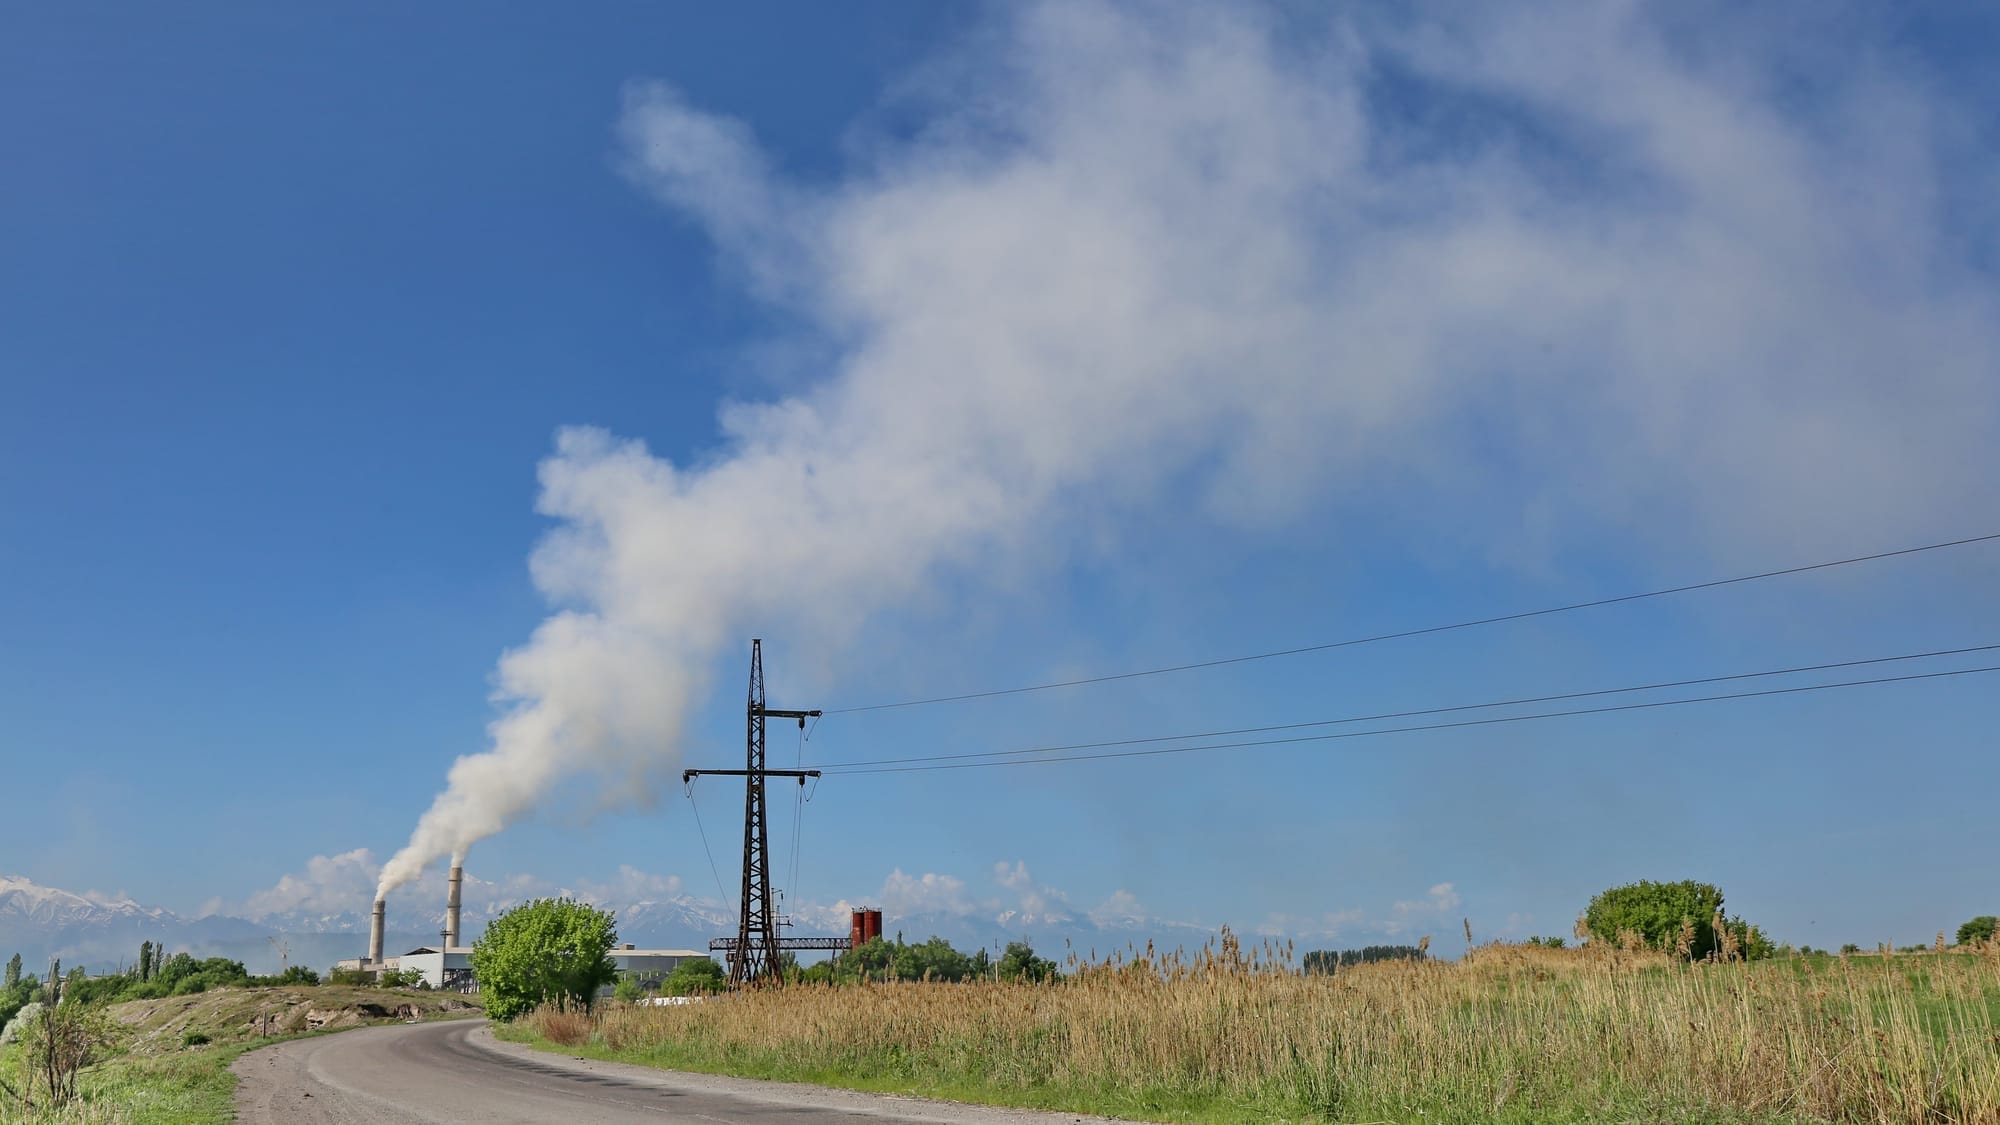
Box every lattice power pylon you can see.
[684,639,820,986]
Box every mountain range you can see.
[0,874,1231,977]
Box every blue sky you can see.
[3,2,1997,953]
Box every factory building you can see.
[340,867,712,993]
[397,946,475,991]
[386,943,708,993]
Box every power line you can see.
[817,643,2000,770]
[826,530,2000,715]
[685,787,734,914]
[823,663,2000,775]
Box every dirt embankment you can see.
[112,986,480,1054]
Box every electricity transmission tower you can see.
[684,639,822,986]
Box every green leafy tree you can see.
[0,977,36,1034]
[137,942,153,982]
[1957,916,1997,946]
[997,940,1057,983]
[4,954,18,990]
[1584,880,1726,959]
[839,937,896,982]
[793,961,836,985]
[1721,918,1776,961]
[893,936,973,982]
[661,958,726,996]
[470,897,619,1021]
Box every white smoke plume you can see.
[376,2,1999,897]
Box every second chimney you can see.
[369,898,386,966]
[445,866,463,948]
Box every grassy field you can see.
[0,986,480,1124]
[499,937,2000,1124]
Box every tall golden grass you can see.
[544,935,2000,1123]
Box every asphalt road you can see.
[232,1018,1126,1124]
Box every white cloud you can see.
[1394,883,1462,917]
[375,0,2000,892]
[573,865,685,905]
[231,849,382,921]
[1089,889,1147,924]
[879,869,971,916]
[991,860,1074,922]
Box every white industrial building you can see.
[341,867,712,993]
[384,943,709,993]
[396,946,475,991]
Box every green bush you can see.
[182,1031,211,1047]
[997,940,1057,982]
[1585,880,1726,958]
[470,897,619,1021]
[1956,916,1996,946]
[661,958,726,996]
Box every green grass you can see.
[491,947,2000,1124]
[492,1021,1288,1123]
[1,1039,259,1124]
[0,986,482,1124]
[492,1019,1826,1124]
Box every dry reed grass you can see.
[524,1004,594,1048]
[555,934,2000,1122]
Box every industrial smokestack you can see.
[446,866,463,948]
[369,899,386,966]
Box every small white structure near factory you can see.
[397,946,475,991]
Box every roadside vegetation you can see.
[0,946,479,1124]
[495,885,2000,1124]
[471,897,619,1021]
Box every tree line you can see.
[1301,882,1998,967]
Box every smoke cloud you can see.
[376,2,2000,897]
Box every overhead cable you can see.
[818,642,2000,770]
[822,663,2000,775]
[826,530,2000,714]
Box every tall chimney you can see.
[446,866,463,949]
[369,899,386,966]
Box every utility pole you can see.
[684,639,821,987]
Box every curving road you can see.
[233,1018,1124,1124]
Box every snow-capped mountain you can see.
[0,875,262,974]
[0,873,1241,978]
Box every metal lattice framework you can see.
[683,639,820,987]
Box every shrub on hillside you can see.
[248,965,321,988]
[1586,885,1775,962]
